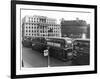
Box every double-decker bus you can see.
[45,37,73,61]
[72,38,90,65]
[31,37,73,61]
[31,37,47,53]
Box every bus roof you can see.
[47,37,72,40]
[74,38,90,41]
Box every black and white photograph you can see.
[21,9,90,68]
[11,0,97,78]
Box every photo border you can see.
[11,0,97,78]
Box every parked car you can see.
[22,37,32,47]
[72,38,90,65]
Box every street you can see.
[22,47,73,68]
[22,47,48,67]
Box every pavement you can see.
[22,46,72,68]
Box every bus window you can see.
[55,39,65,48]
[47,39,61,47]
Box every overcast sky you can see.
[21,9,91,24]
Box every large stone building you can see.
[22,15,61,38]
[61,18,90,39]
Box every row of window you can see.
[48,28,60,30]
[25,23,59,26]
[28,19,56,24]
[25,27,48,29]
[25,34,36,35]
[25,26,60,30]
[25,30,48,32]
[25,26,38,29]
[25,23,37,25]
[26,30,38,32]
[25,34,48,36]
[25,34,59,36]
[27,21,56,24]
[25,33,60,36]
[25,30,60,33]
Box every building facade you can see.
[22,15,61,38]
[61,18,90,39]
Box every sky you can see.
[21,8,91,24]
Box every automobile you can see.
[31,37,47,53]
[44,37,73,61]
[72,38,90,65]
[22,37,32,47]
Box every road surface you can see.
[22,47,72,68]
